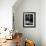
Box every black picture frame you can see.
[23,12,36,28]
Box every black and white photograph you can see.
[23,12,36,28]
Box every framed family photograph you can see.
[23,12,36,28]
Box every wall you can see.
[41,0,46,46]
[13,0,46,46]
[0,0,16,30]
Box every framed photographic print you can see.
[23,12,36,28]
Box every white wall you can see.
[0,0,16,30]
[41,0,46,46]
[13,0,46,46]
